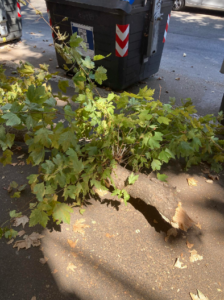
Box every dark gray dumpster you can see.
[0,0,22,44]
[46,0,173,90]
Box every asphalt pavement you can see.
[1,2,224,300]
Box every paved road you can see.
[0,1,224,115]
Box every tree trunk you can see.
[96,165,195,231]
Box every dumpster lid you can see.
[47,0,134,13]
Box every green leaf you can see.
[18,184,27,192]
[66,148,84,174]
[95,66,107,85]
[27,174,39,184]
[70,33,83,48]
[29,203,37,209]
[138,86,154,100]
[34,128,52,147]
[9,210,22,218]
[122,190,130,206]
[79,209,86,215]
[10,181,18,189]
[0,149,13,166]
[11,192,21,198]
[33,182,45,201]
[82,57,95,69]
[128,172,139,185]
[5,229,17,239]
[93,55,105,61]
[29,208,49,227]
[151,159,162,171]
[53,203,73,224]
[2,112,21,126]
[148,132,163,149]
[62,17,68,22]
[157,173,168,182]
[39,64,49,72]
[157,116,171,125]
[58,80,69,93]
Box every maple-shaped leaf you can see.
[0,149,13,166]
[138,86,154,100]
[9,210,22,218]
[151,159,162,171]
[13,215,29,228]
[128,173,139,185]
[95,66,107,85]
[70,32,83,48]
[34,128,52,148]
[29,208,49,228]
[148,132,163,149]
[82,57,95,69]
[58,80,69,93]
[73,218,90,235]
[5,229,18,239]
[66,148,84,174]
[53,203,73,224]
[13,232,44,250]
[157,116,171,125]
[33,182,45,201]
[2,112,21,127]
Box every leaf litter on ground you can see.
[186,239,194,249]
[174,257,187,269]
[190,290,209,300]
[165,228,178,242]
[67,239,78,248]
[39,257,49,264]
[67,262,77,272]
[13,215,29,228]
[13,232,44,250]
[189,250,203,262]
[73,219,90,236]
[187,177,198,186]
[17,230,25,237]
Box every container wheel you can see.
[173,0,185,11]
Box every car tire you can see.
[173,0,185,11]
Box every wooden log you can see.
[96,165,195,231]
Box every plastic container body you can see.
[46,0,173,90]
[0,0,22,44]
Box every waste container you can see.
[46,0,173,90]
[0,0,22,44]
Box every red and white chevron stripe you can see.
[17,2,21,18]
[163,14,171,43]
[115,24,130,57]
[47,9,54,39]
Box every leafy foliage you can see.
[0,23,223,234]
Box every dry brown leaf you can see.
[190,290,209,300]
[187,178,198,186]
[175,77,180,80]
[165,228,178,242]
[153,219,158,224]
[13,232,44,250]
[13,215,29,228]
[73,219,90,236]
[31,297,36,300]
[157,77,163,80]
[17,154,25,159]
[190,250,203,263]
[186,239,194,249]
[51,269,58,274]
[67,262,76,272]
[18,230,25,237]
[16,146,22,151]
[71,252,77,258]
[18,161,25,166]
[11,163,18,166]
[208,174,219,181]
[40,257,49,264]
[67,239,78,248]
[174,257,187,269]
[106,233,115,238]
[7,238,14,244]
[205,179,213,184]
[95,188,108,197]
[195,222,202,229]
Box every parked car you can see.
[173,0,224,11]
